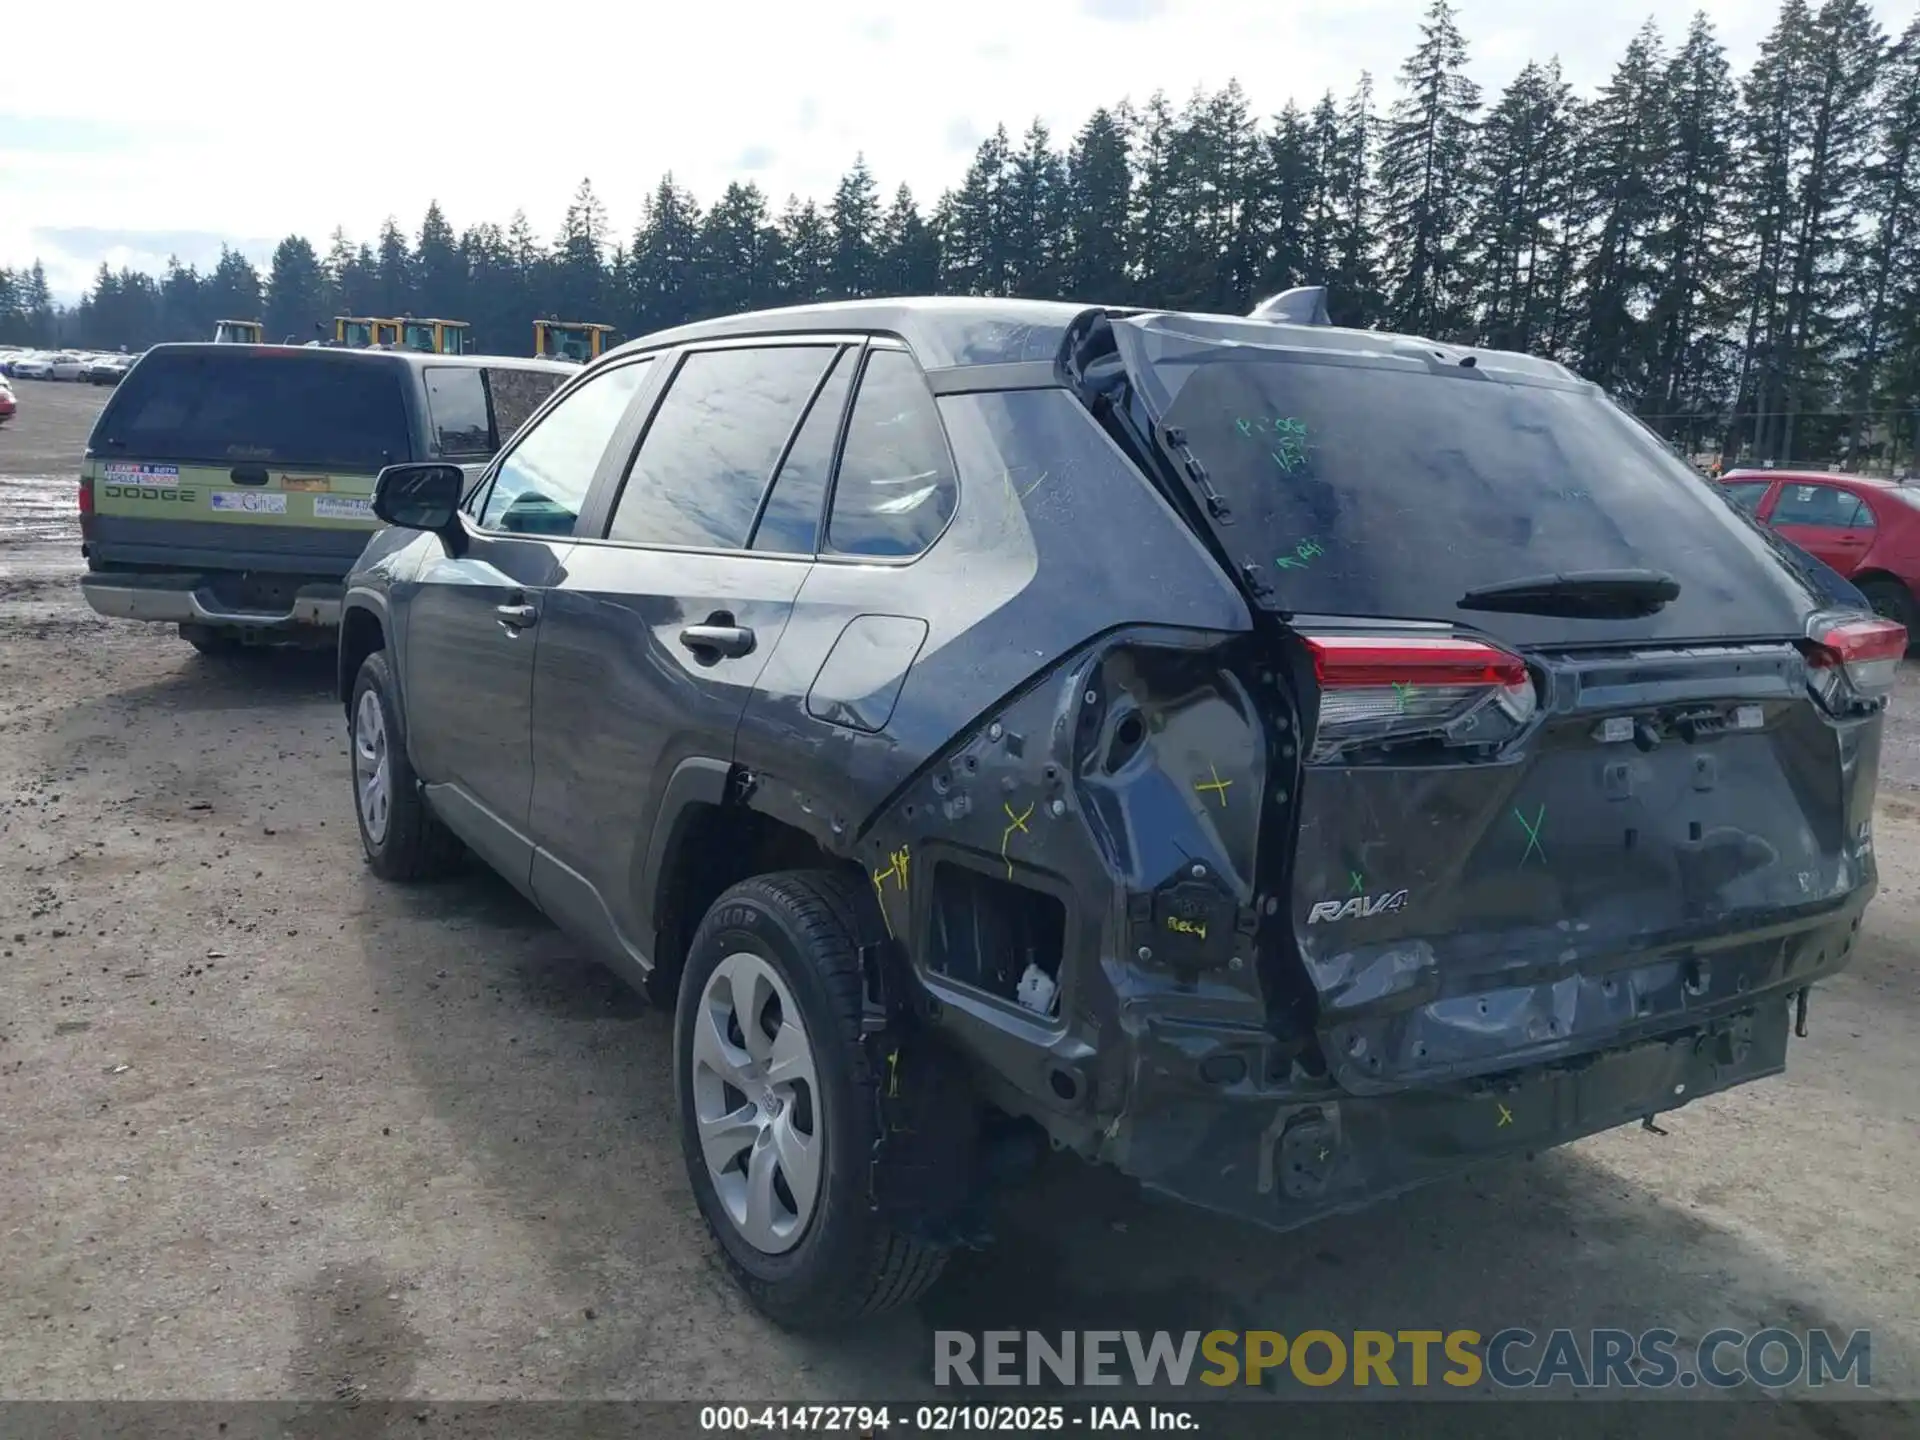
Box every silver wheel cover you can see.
[690,951,822,1255]
[353,688,392,845]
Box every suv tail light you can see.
[1302,631,1537,760]
[77,471,95,541]
[1802,612,1906,712]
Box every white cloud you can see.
[4,0,1916,299]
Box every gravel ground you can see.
[2,378,1918,1422]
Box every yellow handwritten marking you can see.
[1000,801,1035,879]
[1496,1103,1514,1129]
[1195,762,1232,809]
[1166,915,1208,941]
[886,1049,901,1099]
[870,845,910,938]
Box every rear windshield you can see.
[91,350,411,470]
[1116,322,1827,646]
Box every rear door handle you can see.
[679,624,755,659]
[229,465,269,485]
[496,603,539,632]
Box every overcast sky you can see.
[6,0,1917,302]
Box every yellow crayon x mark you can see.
[1001,801,1035,879]
[1195,762,1232,809]
[1496,1102,1514,1129]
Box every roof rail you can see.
[1248,286,1331,326]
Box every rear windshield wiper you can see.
[1457,568,1681,619]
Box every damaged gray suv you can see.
[336,294,1901,1327]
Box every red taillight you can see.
[1803,612,1906,708]
[77,472,95,540]
[1301,632,1537,759]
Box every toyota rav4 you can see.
[336,294,1899,1328]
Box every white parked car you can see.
[10,352,56,380]
[49,352,90,381]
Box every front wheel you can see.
[675,871,947,1327]
[349,650,462,881]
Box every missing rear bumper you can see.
[1106,1001,1789,1235]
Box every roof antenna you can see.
[1248,286,1331,326]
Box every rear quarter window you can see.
[92,350,411,470]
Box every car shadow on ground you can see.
[83,645,341,714]
[355,867,1920,1419]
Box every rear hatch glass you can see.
[1108,315,1834,647]
[92,349,411,471]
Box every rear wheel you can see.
[349,650,462,881]
[1858,577,1916,638]
[675,871,947,1327]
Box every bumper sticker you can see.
[103,463,180,486]
[313,496,374,520]
[210,490,288,514]
[281,475,332,492]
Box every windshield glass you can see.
[1113,318,1829,647]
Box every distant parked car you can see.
[0,377,16,425]
[11,352,55,380]
[83,354,133,385]
[1719,467,1920,631]
[48,352,90,381]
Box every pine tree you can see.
[414,202,466,322]
[204,247,263,328]
[551,180,609,323]
[1330,75,1383,327]
[776,197,833,303]
[625,174,704,332]
[374,218,412,317]
[1377,0,1482,338]
[941,126,1015,295]
[1575,20,1673,396]
[828,156,882,299]
[700,181,782,316]
[1002,121,1068,298]
[1778,0,1884,461]
[1467,61,1580,355]
[1863,18,1920,454]
[1648,13,1740,443]
[1063,106,1133,302]
[264,235,331,343]
[877,185,940,296]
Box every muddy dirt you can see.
[1,378,1918,1422]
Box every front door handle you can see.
[679,624,755,659]
[496,603,539,632]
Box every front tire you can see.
[349,650,462,881]
[675,871,947,1327]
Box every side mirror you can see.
[373,463,466,540]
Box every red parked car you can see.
[1719,468,1920,630]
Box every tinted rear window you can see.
[1123,330,1826,645]
[93,351,410,470]
[424,367,490,456]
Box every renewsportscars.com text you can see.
[933,1327,1871,1390]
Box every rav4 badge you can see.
[1307,889,1411,924]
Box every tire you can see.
[180,623,241,656]
[348,650,462,881]
[1857,577,1917,639]
[675,870,947,1327]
